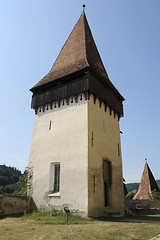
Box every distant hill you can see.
[126,182,139,192]
[126,180,160,192]
[0,165,22,187]
[0,165,27,196]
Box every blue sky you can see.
[0,0,159,183]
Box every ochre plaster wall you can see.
[29,96,88,215]
[88,94,124,217]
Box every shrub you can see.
[152,190,160,200]
[126,190,137,200]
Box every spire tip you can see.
[82,4,86,12]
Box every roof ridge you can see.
[145,163,152,193]
[82,12,89,67]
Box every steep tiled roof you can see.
[133,163,159,200]
[31,12,115,91]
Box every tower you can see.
[133,162,159,200]
[28,9,125,217]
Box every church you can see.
[28,7,125,217]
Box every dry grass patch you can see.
[1,212,160,240]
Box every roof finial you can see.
[83,4,86,12]
[145,158,147,163]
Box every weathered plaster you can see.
[29,94,88,215]
[28,93,124,217]
[88,94,125,217]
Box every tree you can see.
[126,190,137,200]
[0,165,21,187]
[152,190,160,200]
[14,169,28,196]
[0,166,28,196]
[0,185,4,194]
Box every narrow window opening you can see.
[62,100,65,106]
[80,94,83,100]
[71,97,73,103]
[105,103,107,112]
[109,107,112,116]
[50,163,60,193]
[91,132,94,147]
[49,120,52,130]
[99,99,102,108]
[54,164,60,192]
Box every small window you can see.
[49,120,52,130]
[50,163,60,193]
[54,164,60,192]
[91,132,94,147]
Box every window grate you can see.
[54,164,60,192]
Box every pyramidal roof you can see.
[133,162,159,200]
[31,11,115,91]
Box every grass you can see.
[21,209,92,225]
[1,211,160,240]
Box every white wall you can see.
[29,95,88,215]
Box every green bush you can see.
[152,190,160,200]
[51,209,65,216]
[126,190,137,200]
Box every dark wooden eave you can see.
[31,69,124,116]
[30,11,125,117]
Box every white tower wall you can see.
[28,95,88,215]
